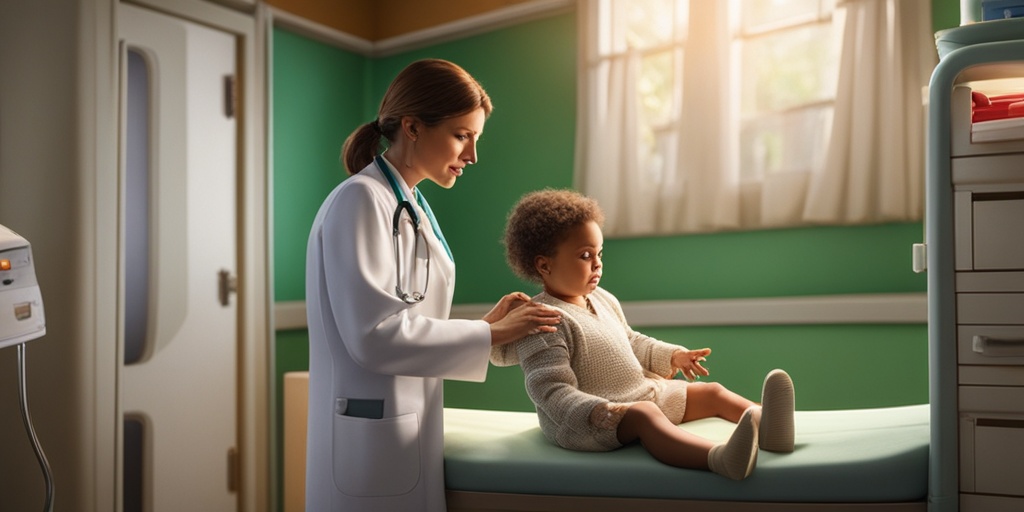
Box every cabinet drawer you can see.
[953,154,1024,184]
[960,365,1024,386]
[954,190,1024,271]
[957,271,1024,292]
[975,197,1024,270]
[959,386,1024,414]
[962,493,1024,512]
[959,325,1024,364]
[960,415,1024,498]
[957,293,1024,324]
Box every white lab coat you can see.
[304,156,492,511]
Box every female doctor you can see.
[305,58,562,511]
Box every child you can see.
[492,189,795,480]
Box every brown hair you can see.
[341,58,493,175]
[503,189,605,284]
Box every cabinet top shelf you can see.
[936,17,1024,60]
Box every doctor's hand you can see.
[671,348,711,381]
[484,292,561,346]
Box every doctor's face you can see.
[413,107,485,189]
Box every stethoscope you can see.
[376,155,452,304]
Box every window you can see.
[576,0,934,236]
[734,0,836,181]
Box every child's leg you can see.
[681,382,756,423]
[617,401,714,469]
[617,401,759,480]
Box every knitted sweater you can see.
[490,287,686,452]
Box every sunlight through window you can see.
[579,0,932,235]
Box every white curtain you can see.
[575,0,936,237]
[575,41,646,234]
[803,0,935,224]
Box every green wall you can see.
[272,28,369,303]
[274,0,962,303]
[370,16,579,306]
[271,28,366,512]
[447,323,929,413]
[273,10,936,407]
[271,1,959,508]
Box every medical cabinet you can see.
[927,17,1024,512]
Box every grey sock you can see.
[759,369,795,453]
[708,406,758,480]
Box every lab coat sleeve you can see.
[319,178,491,381]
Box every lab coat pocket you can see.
[332,412,420,497]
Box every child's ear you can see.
[534,256,550,277]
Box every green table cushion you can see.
[444,404,928,503]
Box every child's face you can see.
[539,220,603,304]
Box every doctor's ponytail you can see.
[341,58,492,175]
[341,121,384,176]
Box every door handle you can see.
[218,269,237,307]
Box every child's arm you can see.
[489,342,519,367]
[627,330,686,377]
[593,288,680,377]
[589,401,631,430]
[626,328,712,380]
[517,334,609,435]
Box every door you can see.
[118,4,239,511]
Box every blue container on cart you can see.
[982,0,1024,20]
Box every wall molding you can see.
[373,0,575,57]
[275,292,928,331]
[268,6,374,54]
[269,0,575,57]
[275,300,309,331]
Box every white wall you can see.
[0,1,269,510]
[0,0,118,511]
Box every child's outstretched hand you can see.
[671,348,711,381]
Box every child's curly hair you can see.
[503,189,605,284]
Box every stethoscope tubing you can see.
[378,156,431,304]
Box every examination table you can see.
[283,371,929,512]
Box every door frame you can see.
[86,0,269,511]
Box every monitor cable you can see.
[18,342,54,512]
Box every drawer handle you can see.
[977,418,1024,429]
[973,335,1024,357]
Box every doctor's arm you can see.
[483,292,561,346]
